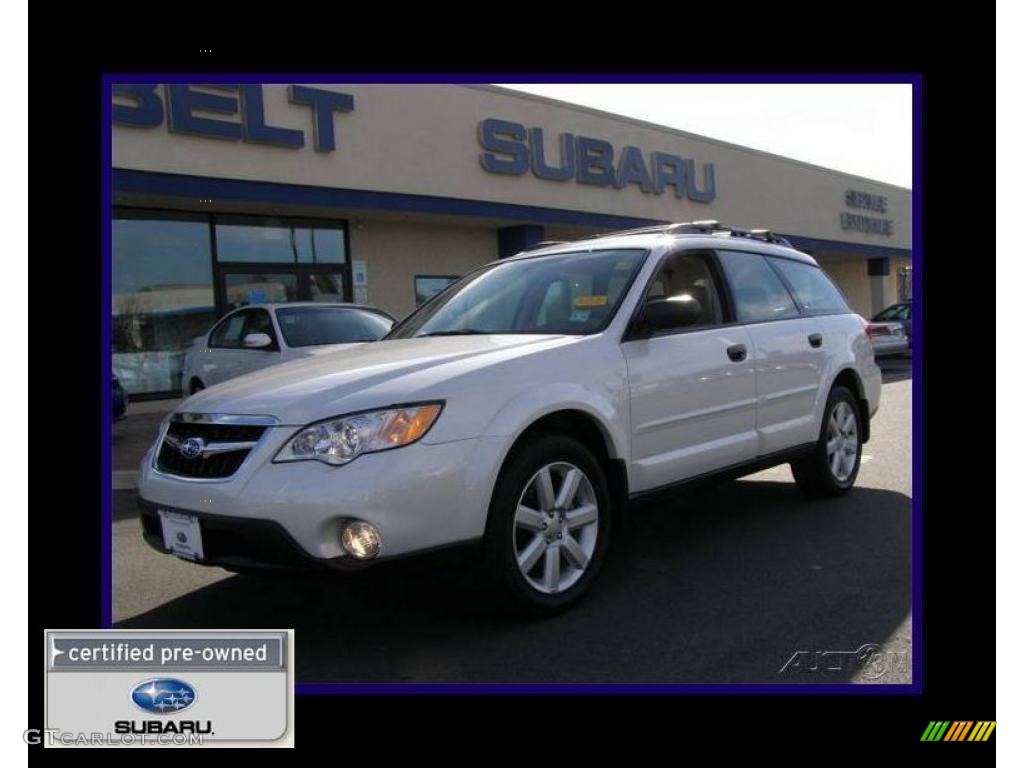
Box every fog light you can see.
[341,521,381,560]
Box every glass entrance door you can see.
[217,266,348,311]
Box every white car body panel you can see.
[140,232,882,566]
[622,325,758,491]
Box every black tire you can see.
[790,385,863,498]
[483,434,612,617]
[190,379,205,395]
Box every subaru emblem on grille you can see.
[179,436,205,459]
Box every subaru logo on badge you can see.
[130,679,197,714]
[180,437,205,459]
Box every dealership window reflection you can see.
[114,211,350,397]
[112,212,216,396]
[214,217,346,264]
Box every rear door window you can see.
[716,250,800,324]
[767,257,850,314]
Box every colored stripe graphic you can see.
[922,721,996,742]
[944,722,972,741]
[971,722,997,742]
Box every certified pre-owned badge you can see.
[130,679,197,715]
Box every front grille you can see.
[156,421,268,479]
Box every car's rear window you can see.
[275,307,393,347]
[768,257,850,315]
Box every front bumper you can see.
[137,428,508,567]
[139,499,363,571]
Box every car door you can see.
[232,307,282,377]
[716,250,826,455]
[202,309,249,386]
[622,249,758,492]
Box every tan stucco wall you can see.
[350,220,494,319]
[815,251,910,318]
[814,252,872,318]
[112,84,911,250]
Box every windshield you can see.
[275,306,394,347]
[873,303,910,322]
[387,249,648,339]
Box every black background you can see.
[30,14,992,758]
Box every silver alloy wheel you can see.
[826,401,859,482]
[513,461,599,594]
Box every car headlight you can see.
[273,402,444,466]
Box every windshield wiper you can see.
[415,329,490,337]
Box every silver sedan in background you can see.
[865,301,912,357]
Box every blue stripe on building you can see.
[113,169,911,260]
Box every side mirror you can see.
[643,294,705,332]
[242,332,273,349]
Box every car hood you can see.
[179,334,578,425]
[294,342,367,357]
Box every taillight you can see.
[866,325,890,337]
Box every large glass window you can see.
[113,209,350,396]
[768,257,849,315]
[223,272,299,310]
[214,217,346,264]
[307,273,345,303]
[388,249,647,338]
[113,212,216,396]
[717,250,800,324]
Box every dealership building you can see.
[111,83,912,398]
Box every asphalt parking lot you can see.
[112,356,912,684]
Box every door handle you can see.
[808,333,823,348]
[727,343,747,362]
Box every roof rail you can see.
[735,228,792,247]
[519,240,568,252]
[666,220,723,234]
[582,221,792,248]
[581,225,666,240]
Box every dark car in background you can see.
[113,376,128,420]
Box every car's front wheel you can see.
[484,435,611,616]
[790,385,863,497]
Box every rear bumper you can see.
[871,337,909,356]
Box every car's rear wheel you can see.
[189,378,205,395]
[483,435,611,616]
[791,385,862,497]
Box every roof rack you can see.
[520,240,568,252]
[584,221,792,248]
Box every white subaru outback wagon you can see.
[138,222,881,615]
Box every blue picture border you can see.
[101,72,923,695]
